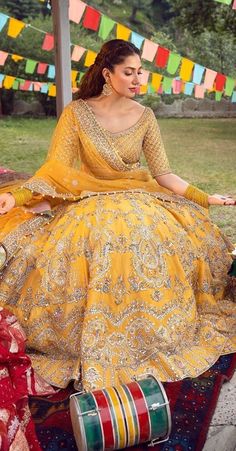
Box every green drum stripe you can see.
[103,388,120,449]
[122,384,140,445]
[74,397,88,451]
[139,378,168,440]
[77,393,104,451]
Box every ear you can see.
[102,68,110,80]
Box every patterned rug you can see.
[29,353,236,451]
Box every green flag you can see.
[215,0,232,4]
[162,76,173,92]
[215,91,223,101]
[12,79,19,90]
[98,15,115,40]
[225,77,235,97]
[25,59,37,74]
[167,53,181,75]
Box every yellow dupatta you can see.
[21,99,171,201]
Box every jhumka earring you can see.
[102,79,113,96]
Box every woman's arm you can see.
[143,109,235,208]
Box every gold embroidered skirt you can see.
[0,191,235,390]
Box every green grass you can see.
[1,116,235,240]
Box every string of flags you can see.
[214,0,236,9]
[1,69,236,103]
[1,46,235,102]
[0,3,235,101]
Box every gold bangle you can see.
[11,188,33,207]
[184,184,209,209]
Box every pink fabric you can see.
[0,307,55,451]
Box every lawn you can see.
[0,116,235,240]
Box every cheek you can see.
[113,75,130,88]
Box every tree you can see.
[128,0,153,24]
[0,0,42,20]
[166,0,236,35]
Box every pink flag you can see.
[20,80,32,91]
[233,0,236,8]
[71,45,85,62]
[69,0,86,23]
[195,85,205,99]
[203,68,217,89]
[172,79,182,94]
[157,86,163,94]
[42,33,54,51]
[140,69,150,85]
[37,63,48,74]
[141,39,158,62]
[0,50,8,65]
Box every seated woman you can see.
[0,39,235,392]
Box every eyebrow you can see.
[124,66,143,70]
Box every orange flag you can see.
[116,24,131,41]
[179,58,194,82]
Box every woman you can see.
[0,39,235,392]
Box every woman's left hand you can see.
[208,194,236,206]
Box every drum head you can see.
[0,244,7,271]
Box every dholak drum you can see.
[70,375,171,450]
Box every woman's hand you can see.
[0,193,16,215]
[208,194,236,206]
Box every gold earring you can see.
[102,79,113,96]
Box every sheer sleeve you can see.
[142,108,171,178]
[46,102,81,167]
[11,102,81,206]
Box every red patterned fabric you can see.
[0,308,54,451]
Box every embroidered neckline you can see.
[80,99,148,137]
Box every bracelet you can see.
[183,184,209,209]
[10,188,33,207]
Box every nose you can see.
[132,73,140,86]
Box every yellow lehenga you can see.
[0,99,235,390]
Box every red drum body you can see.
[70,375,171,450]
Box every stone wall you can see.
[153,98,236,118]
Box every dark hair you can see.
[75,39,140,100]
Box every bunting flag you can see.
[203,68,217,89]
[83,6,101,31]
[20,80,32,91]
[225,77,235,96]
[0,51,8,65]
[71,45,86,62]
[215,73,226,91]
[7,17,25,38]
[37,62,48,74]
[162,76,173,93]
[214,0,232,4]
[192,64,205,85]
[25,59,37,74]
[231,92,236,102]
[84,50,97,67]
[195,85,205,99]
[116,23,131,41]
[69,0,86,24]
[98,15,115,40]
[172,79,182,94]
[166,53,181,75]
[155,47,169,68]
[48,64,55,79]
[179,58,194,82]
[42,33,54,51]
[141,39,158,62]
[215,91,223,101]
[71,70,78,82]
[233,0,236,8]
[184,82,194,96]
[48,84,56,96]
[130,32,144,49]
[3,75,15,89]
[140,69,150,85]
[12,54,23,62]
[151,73,162,91]
[0,12,8,32]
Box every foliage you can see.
[0,0,43,20]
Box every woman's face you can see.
[105,54,143,98]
